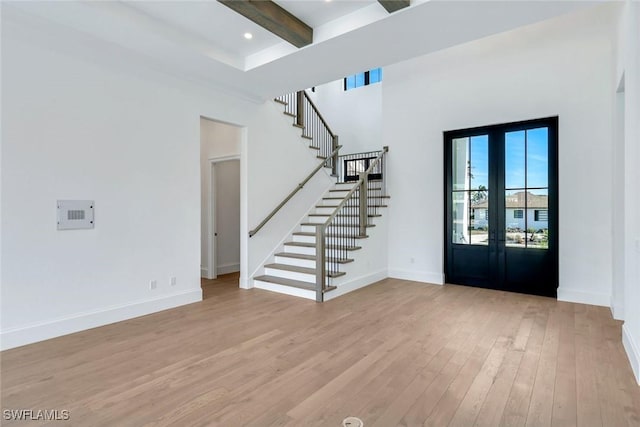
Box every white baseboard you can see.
[240,275,251,289]
[324,269,388,301]
[200,267,208,277]
[622,323,640,385]
[0,289,202,351]
[388,269,444,285]
[557,288,610,307]
[610,295,625,321]
[217,263,240,275]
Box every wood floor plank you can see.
[499,300,550,427]
[551,302,578,427]
[1,275,639,426]
[574,303,603,427]
[525,302,561,427]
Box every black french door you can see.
[444,117,558,298]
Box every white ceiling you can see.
[274,0,377,27]
[3,1,608,102]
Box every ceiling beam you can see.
[218,0,313,48]
[378,0,410,14]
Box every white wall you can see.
[383,5,617,302]
[0,8,331,349]
[199,119,241,278]
[245,102,336,280]
[615,0,640,385]
[214,160,241,275]
[308,79,383,154]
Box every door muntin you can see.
[445,117,558,297]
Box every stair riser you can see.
[254,280,315,300]
[306,216,370,225]
[318,191,384,206]
[293,235,316,244]
[264,268,315,283]
[300,224,365,233]
[315,207,383,215]
[275,255,314,268]
[284,245,316,255]
[332,184,383,192]
[274,256,341,271]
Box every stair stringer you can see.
[254,183,390,301]
[249,180,335,285]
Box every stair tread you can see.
[316,205,388,209]
[308,145,320,150]
[308,213,382,218]
[264,263,346,278]
[323,196,390,200]
[293,123,304,129]
[300,223,375,228]
[285,241,362,250]
[274,99,288,105]
[254,275,315,291]
[293,232,369,239]
[283,112,296,117]
[329,188,382,192]
[302,135,313,140]
[274,252,354,264]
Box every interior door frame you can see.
[207,155,240,280]
[443,116,559,297]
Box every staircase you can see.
[251,91,389,302]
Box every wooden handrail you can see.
[302,91,335,138]
[313,146,388,302]
[319,147,388,227]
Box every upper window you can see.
[344,68,383,91]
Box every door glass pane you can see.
[505,190,526,247]
[470,190,489,245]
[505,131,525,189]
[527,127,549,188]
[470,135,489,190]
[527,190,549,249]
[452,137,469,191]
[452,191,468,244]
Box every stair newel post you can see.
[315,224,326,302]
[332,135,339,177]
[359,172,368,238]
[296,91,305,128]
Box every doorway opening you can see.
[444,117,558,297]
[200,117,241,294]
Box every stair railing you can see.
[249,145,342,237]
[314,147,389,302]
[275,90,340,176]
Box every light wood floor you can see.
[2,277,639,426]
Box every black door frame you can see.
[443,117,559,298]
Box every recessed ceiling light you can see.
[244,32,253,40]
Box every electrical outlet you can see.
[149,280,157,290]
[170,277,177,286]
